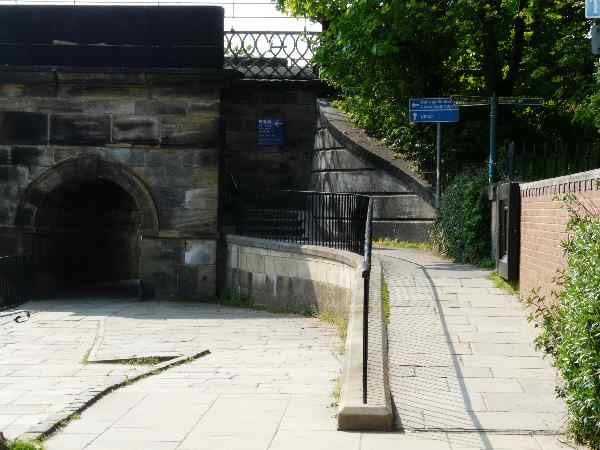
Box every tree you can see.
[277,0,597,177]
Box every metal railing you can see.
[225,31,319,80]
[501,139,600,182]
[236,190,371,254]
[0,254,32,309]
[361,198,373,404]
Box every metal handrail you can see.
[225,31,319,80]
[362,198,373,404]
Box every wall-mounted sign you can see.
[257,118,284,145]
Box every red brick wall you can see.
[519,171,600,303]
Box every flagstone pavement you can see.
[1,248,580,449]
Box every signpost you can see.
[451,95,543,184]
[409,98,459,207]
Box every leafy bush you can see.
[526,196,600,448]
[430,169,490,266]
[6,440,44,450]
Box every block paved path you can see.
[377,248,574,450]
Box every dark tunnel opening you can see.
[36,178,142,294]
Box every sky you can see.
[0,0,322,31]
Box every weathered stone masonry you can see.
[224,80,319,194]
[0,69,227,297]
[313,100,436,241]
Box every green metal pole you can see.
[436,122,442,208]
[488,93,497,184]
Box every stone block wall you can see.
[225,234,361,317]
[0,69,226,298]
[313,100,436,242]
[223,80,318,193]
[519,169,600,302]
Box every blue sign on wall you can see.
[257,118,284,145]
[587,0,600,17]
[409,98,459,123]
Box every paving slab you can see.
[42,300,342,450]
[8,250,580,450]
[376,248,568,440]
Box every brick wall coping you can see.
[317,99,435,206]
[520,168,600,198]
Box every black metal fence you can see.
[225,31,318,80]
[501,139,600,182]
[237,190,371,255]
[0,254,32,308]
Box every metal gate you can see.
[494,182,521,282]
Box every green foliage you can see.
[489,272,519,295]
[318,309,348,346]
[277,0,596,176]
[373,239,432,250]
[7,440,44,450]
[220,290,255,309]
[431,169,490,265]
[525,195,600,448]
[576,63,600,132]
[382,279,390,324]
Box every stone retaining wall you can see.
[224,234,393,430]
[312,100,436,242]
[223,80,319,193]
[0,69,228,297]
[225,234,358,317]
[519,169,600,302]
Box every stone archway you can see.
[16,155,159,234]
[16,155,159,292]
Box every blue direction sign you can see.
[257,118,284,145]
[409,98,459,123]
[587,0,600,18]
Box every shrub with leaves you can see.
[430,169,491,266]
[526,195,600,448]
[5,440,44,450]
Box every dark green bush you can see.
[431,169,491,266]
[526,196,600,448]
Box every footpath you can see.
[1,248,579,450]
[377,248,572,450]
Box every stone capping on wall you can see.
[520,168,600,198]
[317,99,435,206]
[224,234,393,430]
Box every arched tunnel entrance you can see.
[17,156,160,296]
[37,178,141,290]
